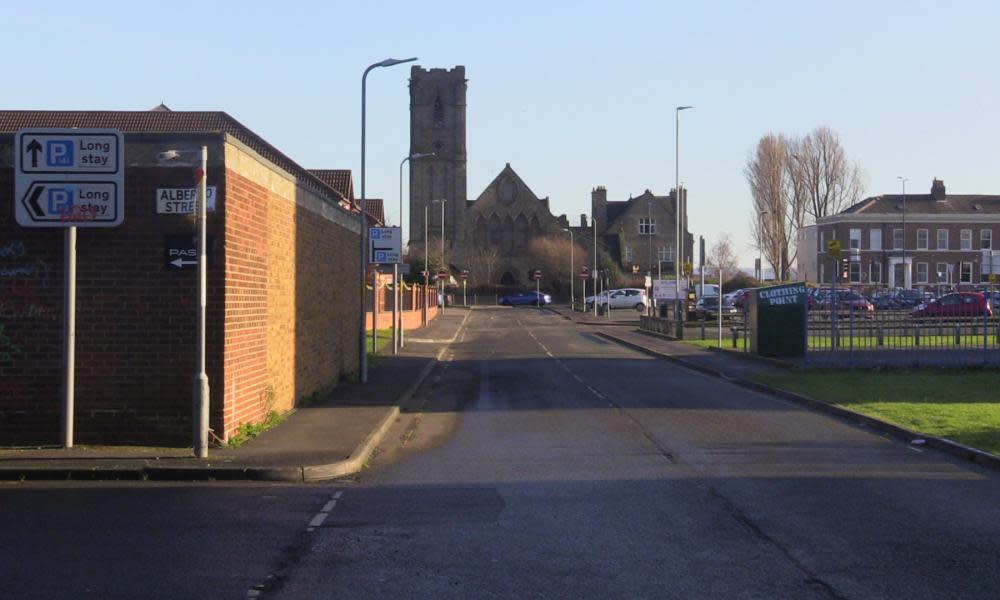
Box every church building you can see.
[407,65,690,286]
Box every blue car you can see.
[498,290,552,306]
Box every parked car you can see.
[812,290,875,314]
[498,290,552,306]
[588,288,648,312]
[911,292,992,319]
[730,288,754,309]
[891,289,925,308]
[694,295,739,320]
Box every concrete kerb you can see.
[0,316,467,483]
[595,331,1000,473]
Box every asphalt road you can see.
[272,307,1000,599]
[2,307,999,599]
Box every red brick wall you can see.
[219,165,360,440]
[0,159,226,445]
[0,136,360,446]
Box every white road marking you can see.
[334,490,344,499]
[308,513,329,528]
[321,500,337,513]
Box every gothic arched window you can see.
[514,214,529,249]
[488,214,501,246]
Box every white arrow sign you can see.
[170,258,198,268]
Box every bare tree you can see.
[466,245,502,288]
[746,134,794,280]
[790,127,865,221]
[709,233,739,277]
[526,236,585,295]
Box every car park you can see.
[911,292,992,319]
[498,290,552,306]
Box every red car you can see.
[911,292,992,319]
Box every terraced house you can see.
[798,179,1000,290]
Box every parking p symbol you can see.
[46,141,74,167]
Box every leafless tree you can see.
[709,233,739,277]
[789,127,865,221]
[746,134,794,280]
[526,236,585,294]
[466,245,502,288]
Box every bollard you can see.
[955,325,961,346]
[731,327,739,349]
[877,326,884,347]
[701,319,706,340]
[914,327,920,347]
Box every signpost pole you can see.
[718,266,723,348]
[536,274,540,306]
[372,268,378,354]
[463,279,467,307]
[62,226,76,448]
[194,146,210,458]
[393,263,399,355]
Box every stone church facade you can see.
[407,65,689,286]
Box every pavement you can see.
[0,309,471,482]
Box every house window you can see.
[960,262,973,283]
[639,218,656,235]
[624,246,633,263]
[982,229,993,250]
[961,229,972,250]
[916,262,929,284]
[893,229,904,250]
[937,229,948,250]
[936,262,949,283]
[917,229,928,250]
[849,262,862,283]
[870,229,882,251]
[849,228,862,250]
[657,246,674,262]
[870,262,882,283]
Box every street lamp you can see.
[675,105,693,318]
[592,216,599,316]
[898,176,909,290]
[562,228,574,311]
[360,56,417,384]
[435,198,447,314]
[157,146,210,458]
[395,152,435,354]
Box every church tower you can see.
[409,66,468,263]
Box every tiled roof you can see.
[0,110,344,206]
[364,198,385,226]
[842,194,1000,215]
[309,169,354,202]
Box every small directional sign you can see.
[368,227,402,264]
[15,129,125,228]
[164,235,215,270]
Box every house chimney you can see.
[931,178,946,201]
[580,214,588,227]
[591,186,608,233]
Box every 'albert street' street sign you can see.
[14,129,125,227]
[368,227,402,264]
[157,187,218,214]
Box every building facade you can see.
[0,110,361,445]
[798,179,1000,290]
[590,186,693,277]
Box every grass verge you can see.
[366,328,393,366]
[227,410,285,448]
[752,369,1000,456]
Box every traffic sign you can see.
[164,235,214,269]
[368,227,402,264]
[460,270,469,280]
[531,269,542,281]
[15,129,125,227]
[579,268,590,280]
[436,270,448,281]
[826,239,841,260]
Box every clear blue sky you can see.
[6,1,999,265]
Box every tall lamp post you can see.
[592,216,599,316]
[395,152,435,354]
[360,56,416,385]
[675,105,693,318]
[562,228,574,311]
[898,176,909,290]
[158,146,210,458]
